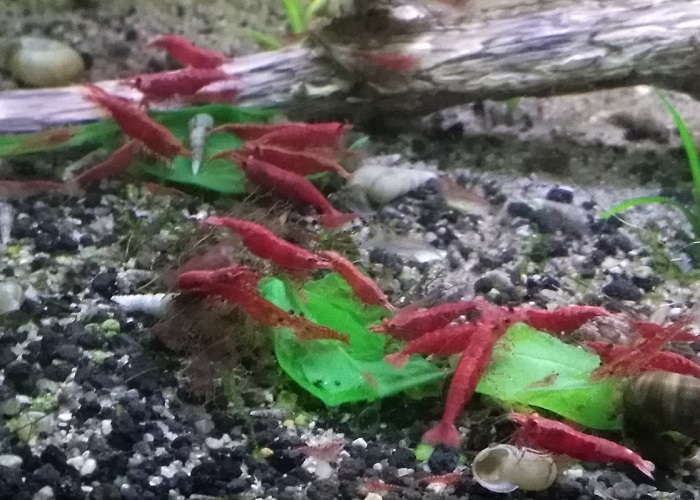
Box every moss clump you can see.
[100,318,120,335]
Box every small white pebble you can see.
[0,455,23,468]
[0,202,14,246]
[160,465,177,479]
[33,485,54,500]
[351,438,368,449]
[66,456,84,471]
[80,458,96,476]
[426,482,447,494]
[101,420,112,435]
[364,493,383,500]
[563,468,583,478]
[149,476,163,487]
[128,454,144,467]
[0,280,24,315]
[205,437,223,450]
[303,457,333,479]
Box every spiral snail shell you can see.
[2,37,86,87]
[471,444,557,493]
[623,371,700,465]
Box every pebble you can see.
[194,419,214,435]
[352,438,368,449]
[0,455,22,468]
[101,420,112,435]
[32,463,61,487]
[506,201,534,219]
[338,457,366,480]
[32,485,54,500]
[0,280,24,314]
[91,271,119,298]
[602,277,643,301]
[632,265,659,291]
[545,186,574,204]
[204,437,223,450]
[81,458,97,476]
[532,206,586,237]
[306,478,339,500]
[388,447,416,469]
[427,446,460,474]
[2,397,21,417]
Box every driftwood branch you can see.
[1,0,700,132]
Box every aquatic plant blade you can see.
[305,0,327,20]
[658,93,700,202]
[476,324,621,430]
[601,196,688,219]
[282,0,306,34]
[262,275,445,406]
[245,29,285,50]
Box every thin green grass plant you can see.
[602,92,700,262]
[247,0,328,50]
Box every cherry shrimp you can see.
[510,412,655,478]
[178,266,349,343]
[253,122,352,151]
[232,155,358,229]
[515,305,611,335]
[146,35,228,69]
[126,67,229,105]
[384,322,479,369]
[237,143,352,179]
[204,216,332,272]
[213,283,349,343]
[370,298,487,341]
[213,122,350,146]
[587,341,700,379]
[317,250,394,311]
[72,140,140,187]
[176,265,255,291]
[591,316,698,380]
[83,83,190,159]
[422,308,516,448]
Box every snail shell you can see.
[3,37,85,87]
[347,164,438,205]
[472,444,557,493]
[623,371,700,441]
[623,371,700,465]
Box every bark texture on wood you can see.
[1,0,699,132]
